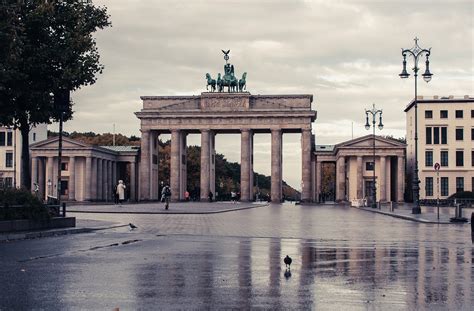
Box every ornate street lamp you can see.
[365,104,383,208]
[400,37,433,214]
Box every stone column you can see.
[397,156,405,202]
[139,129,151,201]
[69,157,75,201]
[38,158,45,200]
[170,130,180,201]
[249,132,254,201]
[240,129,251,201]
[149,131,158,200]
[301,129,312,202]
[107,160,112,202]
[179,132,187,200]
[271,129,282,203]
[85,156,92,201]
[45,156,54,200]
[91,157,97,200]
[112,161,117,187]
[356,156,363,199]
[380,156,386,202]
[31,156,38,192]
[97,158,103,200]
[130,161,136,202]
[209,132,216,196]
[316,160,322,202]
[336,156,345,201]
[200,130,210,200]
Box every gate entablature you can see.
[136,92,316,133]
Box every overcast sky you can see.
[62,0,473,189]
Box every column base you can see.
[412,207,421,214]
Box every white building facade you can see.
[0,124,47,188]
[405,95,474,200]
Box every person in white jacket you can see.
[116,180,126,206]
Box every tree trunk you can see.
[19,122,31,190]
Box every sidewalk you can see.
[0,219,127,242]
[67,201,269,215]
[356,203,473,224]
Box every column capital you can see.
[302,128,312,134]
[241,128,251,133]
[201,129,210,133]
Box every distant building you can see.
[30,137,139,202]
[314,135,406,203]
[0,124,47,189]
[405,95,474,200]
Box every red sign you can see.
[434,163,440,170]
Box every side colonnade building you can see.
[30,138,139,202]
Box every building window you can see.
[425,110,433,118]
[426,127,432,144]
[456,151,464,167]
[440,151,448,167]
[440,110,448,118]
[33,132,36,142]
[5,152,13,168]
[441,127,447,144]
[433,127,440,144]
[456,128,464,141]
[472,150,474,167]
[6,132,12,146]
[61,162,68,171]
[471,128,474,140]
[456,177,464,193]
[425,150,433,167]
[60,180,68,195]
[472,177,474,192]
[0,132,5,146]
[366,162,374,171]
[425,177,433,196]
[5,177,13,188]
[455,110,463,118]
[471,110,474,118]
[441,177,449,196]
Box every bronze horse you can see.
[205,73,216,92]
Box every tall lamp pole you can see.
[399,37,433,214]
[365,103,383,208]
[54,89,70,207]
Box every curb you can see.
[356,207,458,224]
[68,203,269,215]
[0,224,128,243]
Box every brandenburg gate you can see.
[135,52,317,203]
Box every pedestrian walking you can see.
[231,191,237,204]
[208,191,213,202]
[185,190,190,201]
[116,180,126,206]
[113,184,119,204]
[162,184,172,210]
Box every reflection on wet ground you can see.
[0,204,472,310]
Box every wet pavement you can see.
[67,201,268,214]
[1,203,472,310]
[359,203,474,224]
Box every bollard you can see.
[471,212,474,243]
[62,202,66,217]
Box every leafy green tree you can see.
[0,0,110,188]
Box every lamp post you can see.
[54,89,70,205]
[399,37,433,214]
[365,103,383,208]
